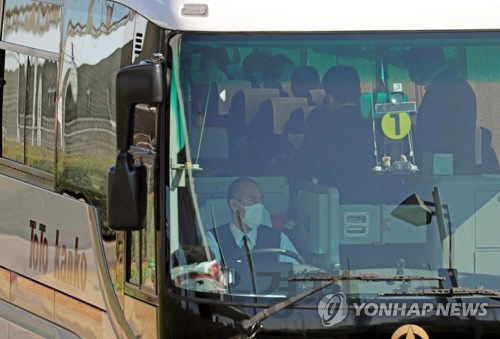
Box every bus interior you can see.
[170,33,500,297]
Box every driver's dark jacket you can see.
[209,223,281,268]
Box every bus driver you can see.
[205,177,300,269]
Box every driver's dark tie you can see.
[242,235,253,263]
[243,235,258,295]
[242,234,252,250]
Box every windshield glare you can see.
[169,32,500,300]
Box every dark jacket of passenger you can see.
[293,103,375,203]
[415,67,477,171]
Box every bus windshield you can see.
[169,32,500,301]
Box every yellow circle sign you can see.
[381,112,411,140]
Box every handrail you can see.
[87,207,137,339]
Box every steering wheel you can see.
[228,248,306,265]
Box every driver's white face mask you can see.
[235,201,264,230]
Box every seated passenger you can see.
[279,65,321,153]
[242,51,270,88]
[246,66,321,173]
[226,51,271,158]
[191,47,232,128]
[227,53,292,132]
[205,177,300,267]
[293,65,375,203]
[194,46,230,84]
[478,127,499,172]
[289,65,321,106]
[404,47,477,172]
[261,54,294,97]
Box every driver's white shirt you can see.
[206,222,300,264]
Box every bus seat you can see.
[189,127,229,159]
[296,182,340,267]
[217,80,251,115]
[199,198,232,229]
[308,89,326,106]
[270,97,308,134]
[194,176,290,217]
[242,88,280,124]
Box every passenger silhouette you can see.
[294,65,374,203]
[240,66,321,176]
[404,47,477,172]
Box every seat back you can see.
[270,97,308,134]
[199,198,274,230]
[195,176,290,223]
[199,198,232,230]
[296,183,340,265]
[308,89,326,106]
[217,80,251,115]
[243,88,280,124]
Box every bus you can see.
[2,0,500,337]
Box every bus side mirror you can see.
[107,62,164,231]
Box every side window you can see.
[0,0,61,175]
[24,56,58,173]
[3,0,62,54]
[2,51,26,164]
[59,1,161,294]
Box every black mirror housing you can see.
[108,153,147,230]
[107,59,164,231]
[391,193,433,227]
[116,62,164,152]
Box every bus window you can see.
[1,51,27,164]
[1,51,57,174]
[2,0,62,54]
[0,0,61,175]
[24,56,58,173]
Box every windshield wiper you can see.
[380,286,500,297]
[241,272,443,332]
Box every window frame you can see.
[0,46,59,188]
[0,0,61,190]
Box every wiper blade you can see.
[241,272,443,331]
[380,287,500,297]
[289,272,444,282]
[241,280,335,331]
